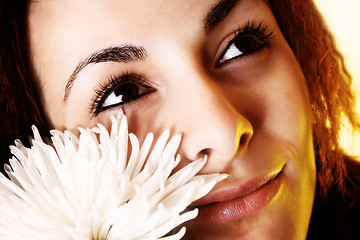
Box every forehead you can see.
[28,0,268,42]
[29,0,211,33]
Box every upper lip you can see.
[191,166,284,207]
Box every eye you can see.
[219,35,265,65]
[216,22,273,67]
[92,74,155,116]
[102,82,151,108]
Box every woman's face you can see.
[28,0,316,239]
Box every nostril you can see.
[197,148,212,160]
[239,133,252,148]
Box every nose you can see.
[163,70,253,173]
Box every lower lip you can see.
[196,172,283,223]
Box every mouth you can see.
[190,166,285,223]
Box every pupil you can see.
[235,36,259,54]
[114,83,139,103]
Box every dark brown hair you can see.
[0,0,50,174]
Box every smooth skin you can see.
[28,0,316,239]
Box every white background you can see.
[315,0,360,156]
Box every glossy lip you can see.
[192,166,285,223]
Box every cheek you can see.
[264,59,313,155]
[257,48,317,198]
[223,41,316,181]
[223,55,313,150]
[238,39,314,153]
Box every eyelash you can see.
[216,21,274,67]
[90,73,154,117]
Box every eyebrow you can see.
[203,0,241,33]
[63,45,147,101]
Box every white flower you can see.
[0,116,227,240]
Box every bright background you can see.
[315,0,360,157]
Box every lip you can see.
[192,167,285,223]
